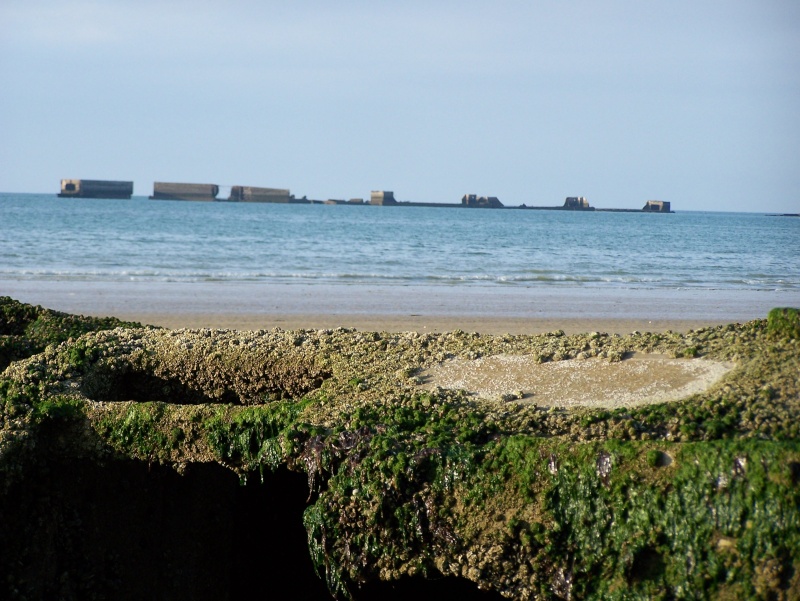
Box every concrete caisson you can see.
[228,186,293,203]
[150,182,219,201]
[642,200,672,213]
[461,194,504,208]
[370,191,397,205]
[58,179,133,199]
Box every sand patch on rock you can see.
[421,353,734,409]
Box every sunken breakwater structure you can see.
[58,179,134,199]
[58,179,673,213]
[2,296,799,600]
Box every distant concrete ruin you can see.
[642,200,671,213]
[370,191,397,205]
[56,179,673,213]
[150,182,219,201]
[563,197,592,210]
[461,194,504,208]
[58,179,133,199]
[515,196,595,211]
[228,186,293,203]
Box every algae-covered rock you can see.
[1,301,799,600]
[0,296,143,372]
[768,307,800,340]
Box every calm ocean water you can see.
[1,193,798,291]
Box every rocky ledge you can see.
[1,297,799,600]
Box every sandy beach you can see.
[111,313,720,335]
[3,279,798,334]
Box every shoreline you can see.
[109,312,729,335]
[3,279,798,334]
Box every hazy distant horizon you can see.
[2,1,798,213]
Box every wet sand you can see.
[423,353,735,408]
[112,312,724,336]
[3,279,798,334]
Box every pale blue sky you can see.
[2,1,798,212]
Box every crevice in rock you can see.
[79,360,331,405]
[81,368,228,404]
[0,458,328,599]
[2,459,235,599]
[352,575,506,600]
[2,454,505,600]
[231,468,332,600]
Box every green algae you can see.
[302,394,493,597]
[1,299,799,600]
[539,439,800,600]
[768,307,800,340]
[301,415,800,599]
[96,402,172,461]
[30,395,85,424]
[204,399,316,475]
[0,296,143,372]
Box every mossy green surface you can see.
[1,298,799,600]
[0,296,143,372]
[768,307,800,340]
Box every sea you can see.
[1,193,799,321]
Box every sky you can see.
[1,1,798,212]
